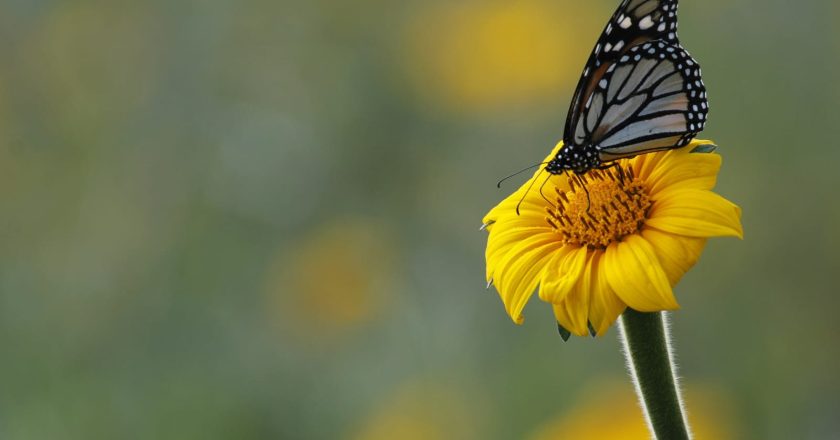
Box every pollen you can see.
[545,166,651,248]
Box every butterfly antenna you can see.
[515,168,546,216]
[538,172,556,209]
[497,162,549,188]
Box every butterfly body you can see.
[546,143,601,175]
[548,0,707,175]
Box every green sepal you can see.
[690,143,717,154]
[588,321,597,338]
[557,323,571,342]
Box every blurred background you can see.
[1,0,838,438]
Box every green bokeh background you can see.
[2,0,838,438]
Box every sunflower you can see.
[482,139,743,337]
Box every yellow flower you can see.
[483,140,743,337]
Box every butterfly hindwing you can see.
[579,41,707,160]
[573,41,709,161]
[564,0,681,145]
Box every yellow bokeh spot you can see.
[350,381,477,440]
[264,219,395,345]
[528,379,739,440]
[402,0,598,112]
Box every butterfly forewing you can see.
[563,0,680,145]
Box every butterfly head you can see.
[546,143,601,175]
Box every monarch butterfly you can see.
[547,0,708,175]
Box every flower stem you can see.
[618,309,690,440]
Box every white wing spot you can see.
[639,15,655,30]
[619,16,633,29]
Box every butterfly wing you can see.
[573,41,707,160]
[563,0,680,144]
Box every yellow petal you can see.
[587,250,627,336]
[603,234,678,312]
[631,150,667,182]
[647,188,744,239]
[645,148,721,194]
[539,245,588,303]
[642,228,707,286]
[485,226,551,281]
[630,139,716,184]
[483,192,548,227]
[552,303,588,337]
[544,247,591,336]
[494,234,565,323]
[688,138,715,146]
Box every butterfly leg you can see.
[515,169,549,215]
[575,174,591,212]
[538,173,557,210]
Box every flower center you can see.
[545,166,651,248]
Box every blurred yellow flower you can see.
[528,379,738,440]
[483,140,742,336]
[402,0,595,112]
[350,381,478,440]
[264,219,394,345]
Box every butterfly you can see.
[546,0,708,175]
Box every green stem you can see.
[618,309,690,440]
